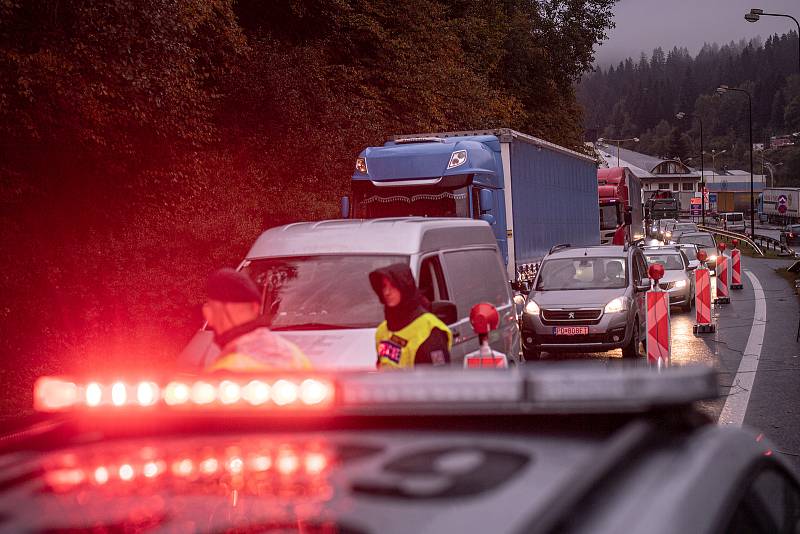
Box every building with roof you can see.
[596,145,765,215]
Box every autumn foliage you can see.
[0,0,614,414]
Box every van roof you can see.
[246,218,497,258]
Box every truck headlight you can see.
[604,297,628,313]
[355,157,368,174]
[674,280,687,289]
[447,150,468,169]
[525,300,540,315]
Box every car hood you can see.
[656,271,689,283]
[530,288,627,309]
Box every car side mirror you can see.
[635,281,651,292]
[431,300,458,325]
[510,280,529,292]
[624,211,633,225]
[686,264,697,271]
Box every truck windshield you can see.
[599,204,620,230]
[535,257,627,290]
[352,184,470,218]
[243,255,407,330]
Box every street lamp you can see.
[676,111,706,224]
[745,9,800,72]
[716,85,755,238]
[598,137,640,167]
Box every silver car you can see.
[669,222,698,242]
[676,231,718,271]
[642,248,695,312]
[521,244,649,360]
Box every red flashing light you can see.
[34,375,335,413]
[697,250,708,262]
[648,263,665,282]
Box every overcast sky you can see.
[595,0,799,66]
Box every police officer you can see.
[369,263,452,369]
[202,268,311,372]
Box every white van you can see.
[181,218,520,369]
[719,212,745,232]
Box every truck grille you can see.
[659,281,675,290]
[541,309,603,323]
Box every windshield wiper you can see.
[271,322,373,331]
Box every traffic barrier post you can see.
[731,239,743,290]
[715,242,731,305]
[693,250,715,334]
[646,263,671,368]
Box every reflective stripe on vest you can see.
[375,312,453,369]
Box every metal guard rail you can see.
[696,225,765,256]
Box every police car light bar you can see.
[33,365,718,416]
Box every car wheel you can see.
[622,319,641,358]
[522,347,541,361]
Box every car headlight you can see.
[674,280,687,289]
[665,232,672,238]
[604,297,628,314]
[709,255,717,262]
[525,300,540,315]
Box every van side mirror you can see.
[432,300,458,325]
[479,189,493,213]
[624,211,633,225]
[340,196,350,219]
[480,213,496,225]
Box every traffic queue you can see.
[4,139,798,532]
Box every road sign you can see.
[690,205,701,215]
[708,193,717,203]
[690,197,702,205]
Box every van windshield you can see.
[536,257,627,290]
[243,255,408,330]
[726,213,744,222]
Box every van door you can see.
[440,248,519,365]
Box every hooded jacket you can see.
[369,263,451,367]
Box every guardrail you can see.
[696,225,764,256]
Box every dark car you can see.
[6,366,799,533]
[780,224,800,247]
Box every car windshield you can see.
[244,255,407,330]
[675,224,696,231]
[644,253,684,270]
[600,204,619,230]
[679,234,715,248]
[535,257,627,290]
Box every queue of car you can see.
[7,215,797,533]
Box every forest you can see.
[0,0,615,414]
[578,30,800,183]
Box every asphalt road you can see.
[533,253,800,474]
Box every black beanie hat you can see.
[206,268,261,303]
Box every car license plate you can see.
[552,326,589,335]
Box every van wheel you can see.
[622,320,641,358]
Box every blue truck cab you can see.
[345,129,600,284]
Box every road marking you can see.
[718,270,766,427]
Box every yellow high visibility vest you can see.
[375,312,453,369]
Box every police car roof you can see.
[246,218,496,258]
[2,367,780,534]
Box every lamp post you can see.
[676,112,705,224]
[716,85,755,238]
[745,9,800,72]
[598,137,640,167]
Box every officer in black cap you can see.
[202,268,311,372]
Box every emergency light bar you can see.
[34,365,718,416]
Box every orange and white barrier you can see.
[646,264,671,368]
[731,240,743,290]
[693,250,715,334]
[715,243,730,304]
